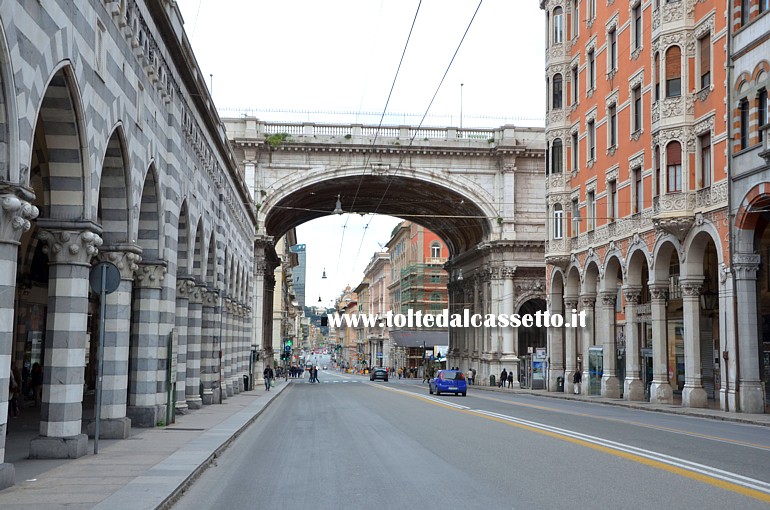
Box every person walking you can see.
[31,362,43,406]
[263,366,273,391]
[471,368,477,386]
[467,368,473,385]
[507,370,514,388]
[499,368,507,388]
[573,370,582,394]
[313,365,320,383]
[9,367,20,417]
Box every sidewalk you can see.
[0,381,290,509]
[468,382,770,427]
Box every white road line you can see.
[472,409,770,495]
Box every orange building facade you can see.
[539,1,762,412]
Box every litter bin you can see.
[489,375,496,387]
[557,376,564,392]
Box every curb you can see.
[157,382,291,510]
[468,384,770,427]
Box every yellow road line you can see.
[368,384,770,503]
[472,393,770,451]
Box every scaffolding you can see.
[399,263,448,314]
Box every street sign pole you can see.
[89,261,120,455]
[95,263,106,455]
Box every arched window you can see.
[553,204,564,239]
[666,141,682,193]
[665,46,681,98]
[552,138,563,174]
[654,52,661,101]
[552,73,563,109]
[553,7,564,44]
[739,97,750,149]
[430,242,441,259]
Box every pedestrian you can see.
[573,370,582,394]
[471,368,476,386]
[397,367,402,380]
[466,368,473,385]
[263,366,273,391]
[313,365,320,383]
[499,368,507,388]
[30,362,43,406]
[507,370,514,388]
[9,366,20,417]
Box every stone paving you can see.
[0,383,287,510]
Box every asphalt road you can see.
[172,371,770,510]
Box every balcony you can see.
[545,238,571,269]
[652,191,695,239]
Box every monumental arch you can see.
[0,1,255,487]
[225,118,547,385]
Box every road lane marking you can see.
[470,393,770,452]
[367,383,770,503]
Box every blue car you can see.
[429,370,467,396]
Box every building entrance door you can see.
[641,348,653,401]
[588,346,603,396]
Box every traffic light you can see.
[286,339,292,346]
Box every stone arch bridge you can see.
[225,118,547,385]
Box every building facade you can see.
[363,252,392,368]
[730,0,770,411]
[541,0,766,413]
[0,0,256,488]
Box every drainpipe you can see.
[725,10,736,413]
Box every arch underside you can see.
[265,175,491,256]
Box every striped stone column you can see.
[223,298,234,396]
[185,284,203,409]
[86,248,141,439]
[201,288,220,405]
[175,276,195,414]
[127,262,167,427]
[31,226,102,459]
[237,305,247,392]
[0,194,37,484]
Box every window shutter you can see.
[700,37,710,74]
[665,46,681,80]
[667,141,682,165]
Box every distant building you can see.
[386,221,448,371]
[289,244,307,308]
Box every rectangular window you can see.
[741,0,750,25]
[633,167,643,213]
[633,86,642,133]
[571,199,579,237]
[554,9,564,44]
[761,0,769,13]
[554,208,563,239]
[588,50,595,90]
[588,120,596,161]
[699,133,712,188]
[608,180,617,222]
[699,36,711,90]
[571,65,579,104]
[587,191,595,231]
[633,5,642,50]
[609,105,617,148]
[740,98,750,149]
[760,89,768,143]
[608,29,617,71]
[667,143,682,193]
[571,132,579,172]
[571,0,579,38]
[666,46,682,98]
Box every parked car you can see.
[429,370,467,396]
[370,367,388,382]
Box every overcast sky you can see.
[175,0,545,305]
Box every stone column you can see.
[719,272,737,411]
[201,288,220,405]
[0,193,37,483]
[238,305,247,391]
[31,226,102,459]
[501,267,515,355]
[622,286,645,401]
[680,278,708,408]
[600,291,621,398]
[126,262,167,427]
[86,248,141,439]
[252,237,272,386]
[223,298,234,397]
[649,284,674,404]
[563,297,578,394]
[548,292,565,392]
[185,283,203,409]
[580,294,595,395]
[174,276,195,413]
[733,253,766,412]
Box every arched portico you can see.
[599,254,623,398]
[580,260,600,395]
